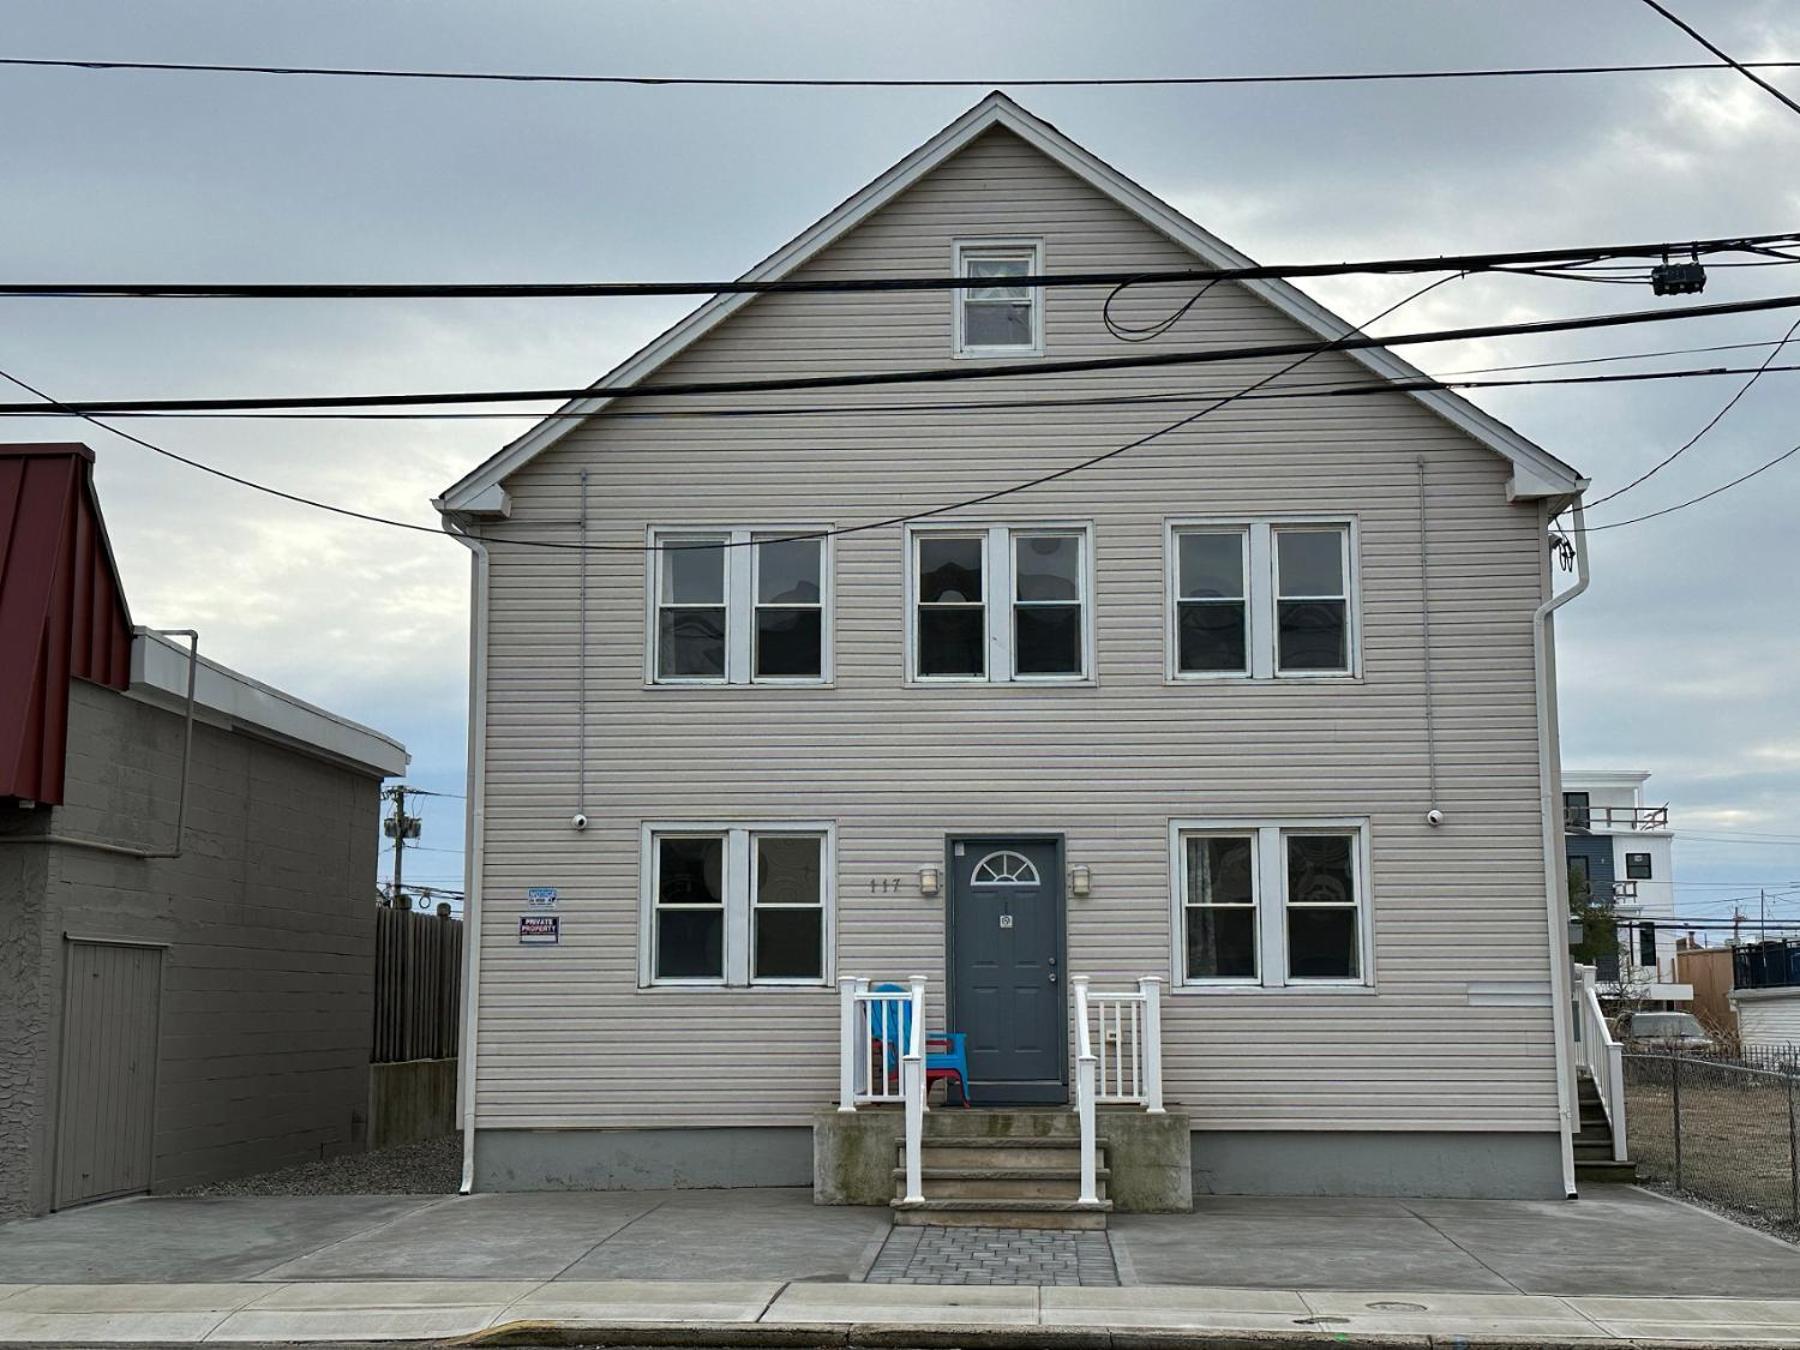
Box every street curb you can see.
[457,1320,1800,1350]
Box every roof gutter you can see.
[1533,497,1589,1199]
[444,515,490,1197]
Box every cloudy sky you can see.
[4,1,1797,928]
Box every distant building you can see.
[0,443,407,1218]
[1729,940,1800,1052]
[1562,770,1688,1004]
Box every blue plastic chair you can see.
[870,983,972,1106]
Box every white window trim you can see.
[904,521,1096,686]
[639,820,837,989]
[1167,817,1374,993]
[1164,517,1361,682]
[645,526,834,687]
[952,238,1045,359]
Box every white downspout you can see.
[445,518,491,1196]
[1534,494,1589,1199]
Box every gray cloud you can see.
[3,0,1796,912]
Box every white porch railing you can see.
[1574,964,1628,1162]
[837,975,925,1204]
[1072,975,1164,1207]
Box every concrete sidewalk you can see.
[2,1277,1800,1344]
[0,1185,1796,1343]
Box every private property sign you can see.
[518,915,560,945]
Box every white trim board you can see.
[434,92,1584,517]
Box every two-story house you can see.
[435,93,1590,1211]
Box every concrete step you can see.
[903,1138,1107,1171]
[921,1107,1083,1140]
[1575,1158,1640,1184]
[892,1166,1110,1201]
[890,1197,1112,1230]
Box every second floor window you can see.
[910,524,1092,683]
[1168,520,1357,680]
[650,528,829,684]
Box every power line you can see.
[11,358,1800,423]
[1584,312,1800,508]
[0,274,1460,552]
[1579,440,1800,532]
[1634,0,1800,122]
[0,231,1792,299]
[6,54,1800,90]
[12,289,1800,415]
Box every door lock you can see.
[1048,972,1058,984]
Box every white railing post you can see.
[1607,1037,1629,1163]
[1072,975,1098,1205]
[1139,976,1165,1114]
[837,977,858,1112]
[901,975,927,1204]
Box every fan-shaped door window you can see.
[970,850,1041,887]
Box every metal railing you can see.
[1071,975,1165,1208]
[1574,965,1628,1161]
[1623,1049,1800,1227]
[1735,939,1800,991]
[1565,804,1670,832]
[836,975,926,1204]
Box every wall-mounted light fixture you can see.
[918,865,942,897]
[1070,864,1091,898]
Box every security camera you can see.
[1426,809,1445,827]
[571,813,589,831]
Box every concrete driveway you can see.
[0,1184,1794,1297]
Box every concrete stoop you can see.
[816,1103,1193,1215]
[890,1134,1113,1228]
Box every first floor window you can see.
[911,523,1091,682]
[1181,833,1258,980]
[644,824,832,986]
[1285,833,1361,980]
[1173,819,1371,988]
[653,835,726,979]
[753,834,826,980]
[651,528,830,684]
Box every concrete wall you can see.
[0,679,383,1218]
[370,1059,458,1149]
[1192,1130,1563,1199]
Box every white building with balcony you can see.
[1563,770,1689,1004]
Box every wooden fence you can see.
[374,905,463,1064]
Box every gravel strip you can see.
[1637,1177,1800,1246]
[175,1133,461,1196]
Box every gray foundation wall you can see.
[475,1127,814,1192]
[1193,1130,1566,1200]
[471,1122,1563,1201]
[0,680,384,1218]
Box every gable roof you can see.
[436,92,1583,516]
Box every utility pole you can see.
[382,784,423,910]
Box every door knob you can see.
[1048,972,1058,984]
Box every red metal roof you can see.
[0,444,132,804]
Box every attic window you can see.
[954,241,1043,356]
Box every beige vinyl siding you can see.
[468,127,1560,1132]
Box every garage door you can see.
[55,941,163,1208]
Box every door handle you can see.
[1048,972,1058,984]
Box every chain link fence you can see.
[1623,1051,1800,1229]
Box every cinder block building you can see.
[0,443,406,1218]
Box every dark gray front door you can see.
[947,836,1066,1104]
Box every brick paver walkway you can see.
[864,1225,1119,1285]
